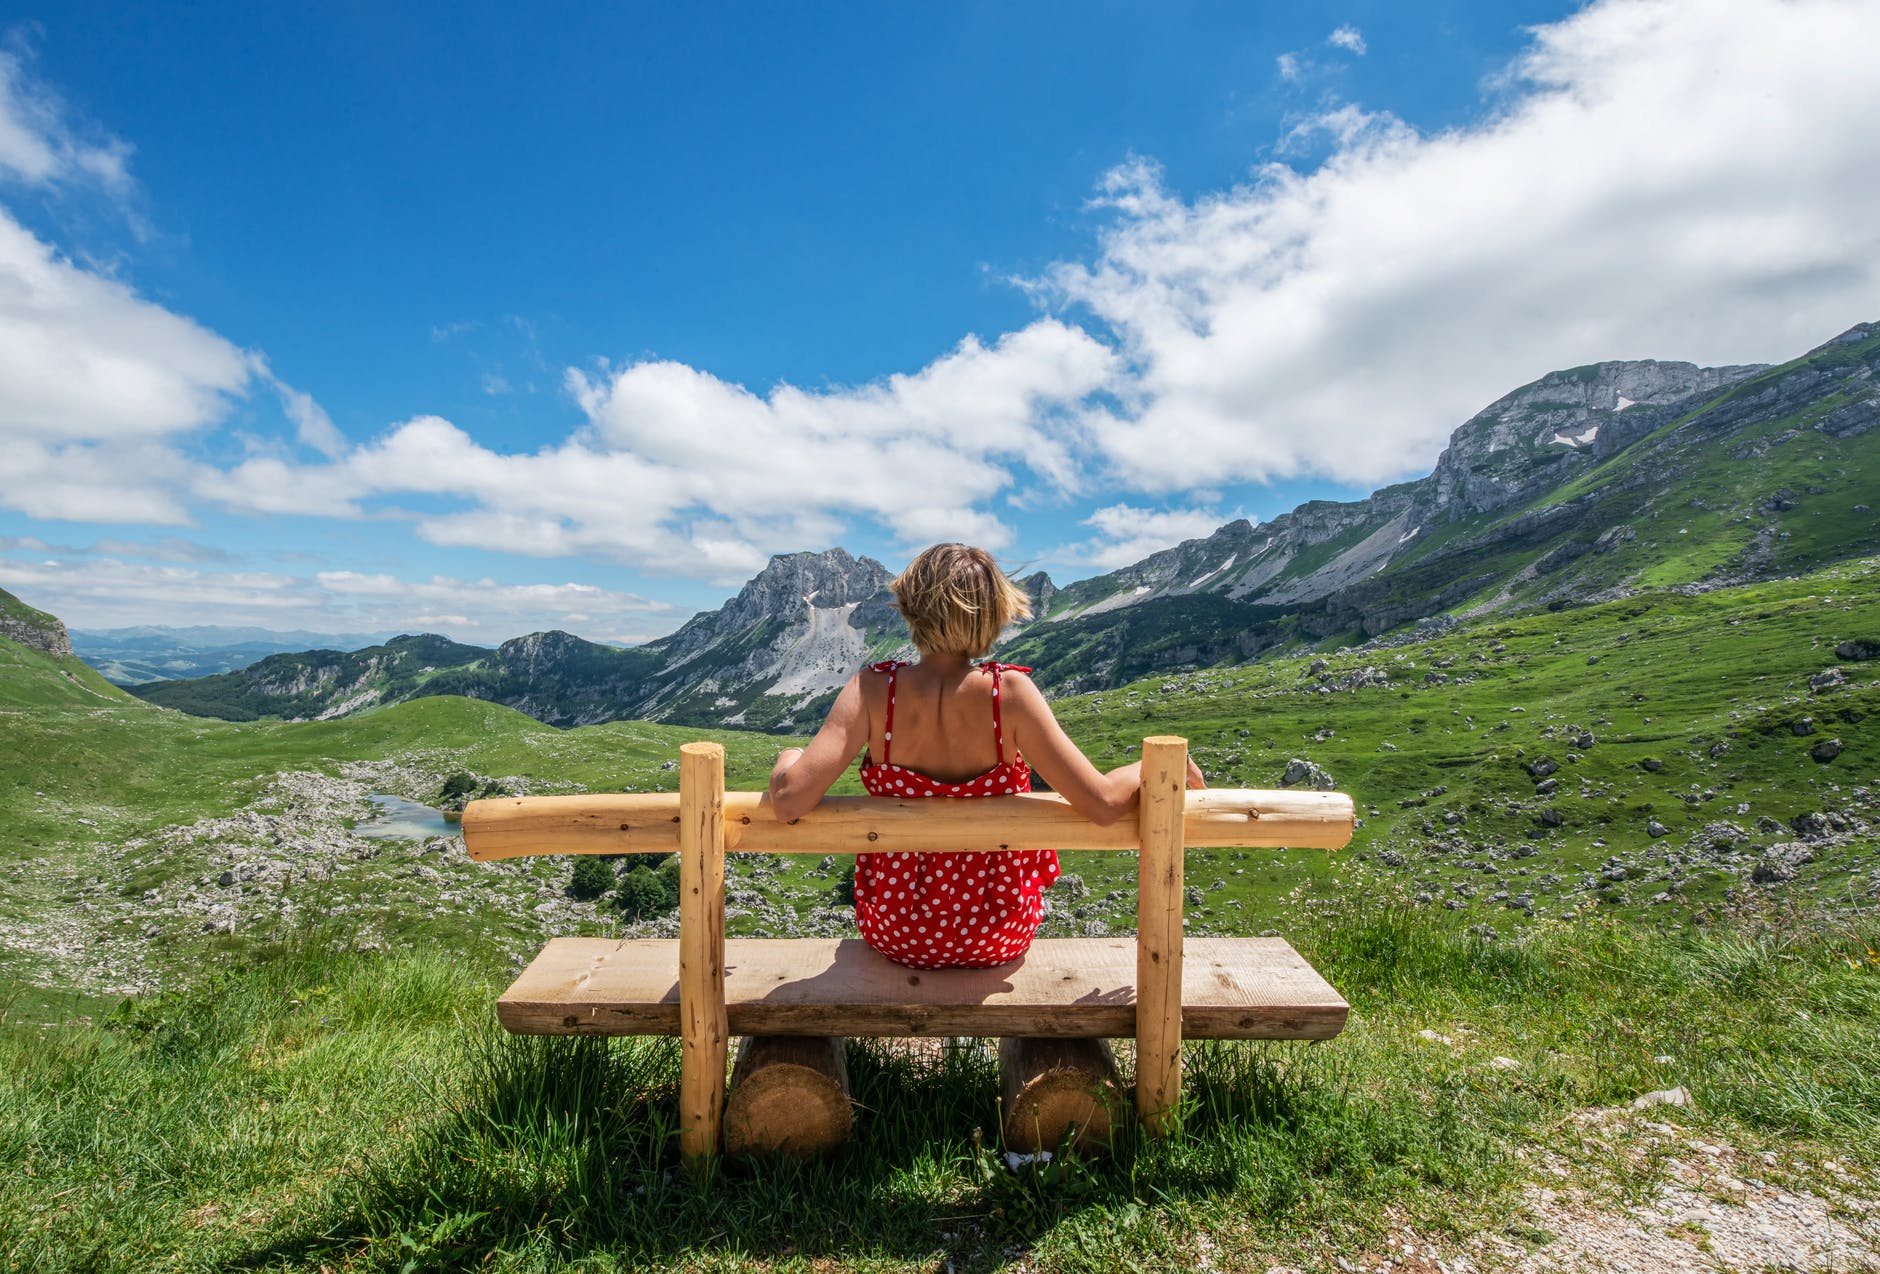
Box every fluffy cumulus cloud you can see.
[1056,0,1880,490]
[193,321,1118,581]
[0,551,672,643]
[1053,503,1234,568]
[0,52,339,522]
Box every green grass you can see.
[3,907,1875,1271]
[2,559,1878,1268]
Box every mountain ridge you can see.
[105,320,1880,727]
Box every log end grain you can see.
[999,1037,1124,1156]
[723,1036,853,1160]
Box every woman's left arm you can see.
[768,672,869,821]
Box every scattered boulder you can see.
[1575,732,1595,749]
[1528,757,1559,778]
[1810,667,1847,692]
[1792,811,1844,840]
[1834,638,1879,661]
[1753,844,1815,884]
[1279,758,1336,791]
[1535,777,1558,796]
[1641,758,1665,772]
[1646,820,1670,839]
[1538,809,1565,827]
[1631,1086,1693,1110]
[1811,738,1844,763]
[1708,740,1730,759]
[1791,718,1816,736]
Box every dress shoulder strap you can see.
[980,661,1031,759]
[867,660,903,765]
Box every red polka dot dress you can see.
[854,660,1061,969]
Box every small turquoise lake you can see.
[355,794,459,841]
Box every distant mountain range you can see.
[69,626,396,684]
[91,320,1880,730]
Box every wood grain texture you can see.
[724,1035,852,1160]
[497,937,1348,1040]
[677,742,728,1169]
[462,787,1354,860]
[1135,736,1186,1134]
[999,1037,1122,1154]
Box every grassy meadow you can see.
[2,559,1878,1269]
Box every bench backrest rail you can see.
[461,786,1354,860]
[461,735,1356,1169]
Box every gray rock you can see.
[1647,820,1670,838]
[1809,667,1847,692]
[1529,758,1559,778]
[1791,718,1815,736]
[1631,1086,1693,1110]
[1753,844,1815,884]
[1641,758,1665,772]
[1280,758,1336,790]
[1535,777,1559,796]
[1835,639,1879,661]
[1811,738,1844,763]
[1575,732,1595,749]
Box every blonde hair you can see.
[891,543,1032,659]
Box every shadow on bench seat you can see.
[500,935,1348,1040]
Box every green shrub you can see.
[617,863,680,920]
[568,856,615,901]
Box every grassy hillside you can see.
[2,564,1877,1269]
[3,900,1874,1270]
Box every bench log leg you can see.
[724,1035,853,1160]
[998,1037,1123,1155]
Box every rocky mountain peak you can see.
[0,587,73,658]
[496,629,597,671]
[720,548,892,627]
[1425,358,1766,519]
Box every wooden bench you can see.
[463,736,1354,1167]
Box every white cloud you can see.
[0,210,252,449]
[1328,25,1367,55]
[1275,52,1303,82]
[192,320,1118,580]
[1052,0,1880,490]
[1053,503,1232,569]
[0,49,132,192]
[0,553,676,644]
[262,364,346,458]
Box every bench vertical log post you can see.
[678,741,729,1170]
[1135,735,1186,1134]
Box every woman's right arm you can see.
[1000,672,1203,826]
[767,672,869,821]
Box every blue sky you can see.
[2,0,1878,644]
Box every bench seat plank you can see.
[498,936,1348,1041]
